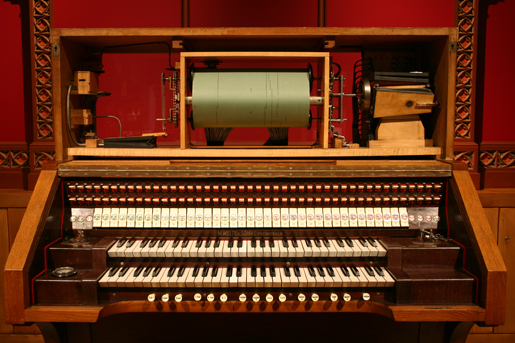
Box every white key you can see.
[366,239,379,257]
[238,208,246,228]
[184,267,197,288]
[140,239,152,257]
[220,268,229,288]
[329,267,343,287]
[262,238,272,258]
[222,239,231,258]
[98,269,111,288]
[148,238,161,257]
[357,207,366,227]
[263,208,272,228]
[229,208,238,228]
[102,208,111,228]
[348,207,358,227]
[152,208,161,228]
[213,238,223,258]
[221,208,230,228]
[157,239,171,257]
[186,208,196,228]
[362,267,378,287]
[133,267,148,287]
[151,267,166,287]
[271,239,281,257]
[309,238,322,257]
[195,208,204,228]
[323,207,332,227]
[376,239,388,257]
[291,238,304,257]
[391,207,400,227]
[304,267,317,287]
[181,239,195,257]
[336,267,352,287]
[237,267,247,287]
[107,240,124,258]
[246,268,256,288]
[167,267,180,288]
[289,208,298,227]
[326,239,338,257]
[272,208,281,228]
[169,208,178,228]
[331,238,346,257]
[229,267,239,288]
[110,208,119,227]
[289,267,300,287]
[246,208,255,228]
[177,208,187,228]
[331,208,341,227]
[280,208,289,228]
[157,267,171,287]
[297,208,307,227]
[316,238,329,257]
[280,267,291,288]
[164,239,178,257]
[176,267,191,288]
[93,208,103,227]
[123,239,138,257]
[314,208,324,227]
[247,239,257,258]
[357,239,371,257]
[372,267,387,287]
[347,239,362,257]
[203,208,212,228]
[142,267,155,287]
[399,207,409,227]
[117,266,133,287]
[382,207,392,227]
[189,239,200,258]
[144,208,153,228]
[366,208,375,227]
[212,208,221,228]
[255,208,264,228]
[353,267,369,287]
[381,267,396,287]
[263,268,273,287]
[238,239,248,257]
[230,239,239,258]
[321,267,334,287]
[270,267,281,287]
[255,267,265,288]
[160,208,169,228]
[278,238,288,257]
[297,267,309,287]
[301,238,313,257]
[374,207,383,227]
[340,207,349,227]
[130,240,144,258]
[193,267,204,288]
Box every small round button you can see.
[220,294,228,302]
[265,294,274,302]
[362,293,371,301]
[311,293,319,302]
[174,293,183,302]
[70,216,77,223]
[239,293,247,302]
[330,293,338,302]
[161,293,170,302]
[207,293,215,302]
[298,293,306,301]
[147,293,156,302]
[343,293,351,301]
[252,294,260,302]
[278,294,287,302]
[194,293,202,301]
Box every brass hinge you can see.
[450,41,456,53]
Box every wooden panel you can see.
[495,208,515,333]
[0,190,32,208]
[8,209,26,249]
[0,209,13,334]
[0,334,44,343]
[467,333,515,343]
[478,189,515,208]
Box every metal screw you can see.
[505,236,510,242]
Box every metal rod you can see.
[318,0,326,27]
[181,0,190,28]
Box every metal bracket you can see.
[53,43,59,56]
[450,41,456,54]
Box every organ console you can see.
[4,27,507,343]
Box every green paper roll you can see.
[191,70,310,128]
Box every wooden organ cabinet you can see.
[4,28,506,343]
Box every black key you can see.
[152,266,162,277]
[202,266,209,277]
[181,237,189,248]
[119,266,129,277]
[294,266,301,277]
[345,237,354,248]
[269,238,275,248]
[374,265,385,277]
[143,266,152,277]
[251,237,257,248]
[308,266,316,277]
[270,265,276,277]
[260,266,266,278]
[292,237,298,248]
[167,267,176,277]
[322,237,330,248]
[158,237,167,248]
[367,237,378,247]
[140,238,149,249]
[192,266,199,277]
[365,265,375,277]
[251,266,257,277]
[317,266,325,277]
[282,237,289,248]
[226,266,233,277]
[236,266,242,277]
[350,265,360,277]
[237,237,243,248]
[116,238,127,248]
[284,266,291,277]
[108,267,120,277]
[305,238,312,248]
[214,237,221,248]
[126,237,136,248]
[314,237,322,248]
[172,237,181,248]
[134,266,144,277]
[196,237,203,248]
[340,266,350,277]
[205,237,211,248]
[326,265,335,277]
[211,266,218,277]
[149,237,159,248]
[177,266,185,277]
[336,237,345,248]
[358,237,368,247]
[260,237,266,248]
[228,237,234,248]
